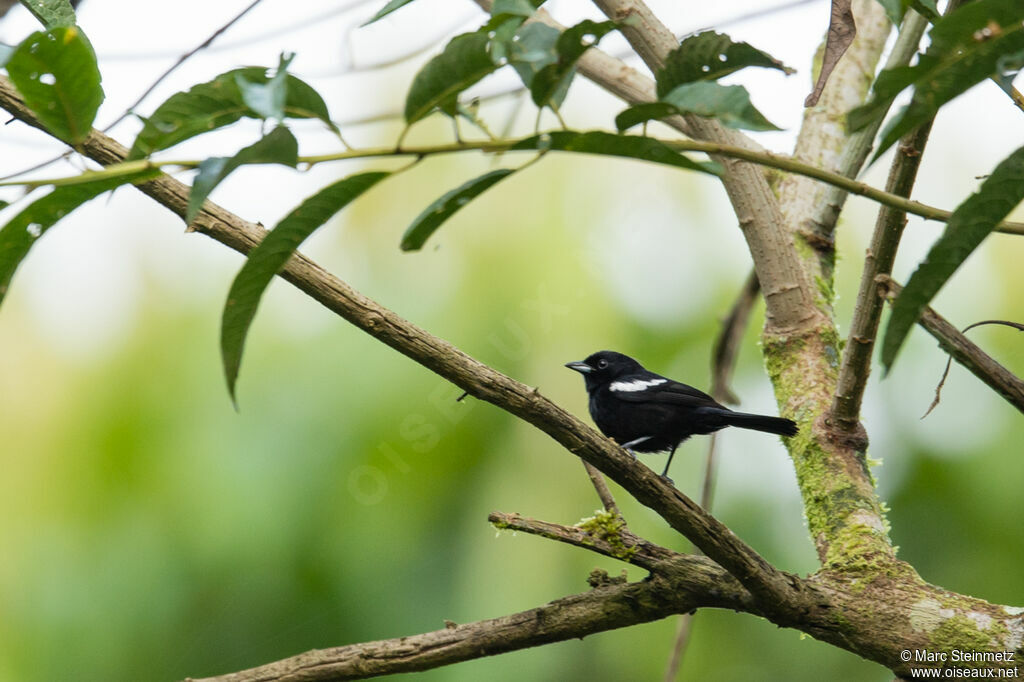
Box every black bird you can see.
[565,350,797,480]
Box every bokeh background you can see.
[0,1,1022,680]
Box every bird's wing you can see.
[607,374,719,407]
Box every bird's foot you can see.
[659,473,675,486]
[619,436,652,459]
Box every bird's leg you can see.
[660,445,678,484]
[619,436,651,460]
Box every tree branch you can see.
[0,74,810,615]
[806,9,930,242]
[877,277,1024,414]
[187,564,750,682]
[831,121,935,431]
[489,511,678,570]
[590,0,820,334]
[7,138,1024,235]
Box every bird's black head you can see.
[565,350,644,392]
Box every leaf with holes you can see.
[404,31,498,124]
[186,126,299,223]
[881,145,1024,372]
[129,66,335,159]
[6,26,102,143]
[401,169,515,252]
[18,0,76,28]
[656,31,793,97]
[221,172,390,402]
[530,19,617,108]
[511,130,721,175]
[0,169,159,306]
[498,22,557,82]
[616,82,780,132]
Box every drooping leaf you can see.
[18,0,75,28]
[6,26,103,143]
[362,0,418,27]
[851,0,1024,158]
[186,126,299,223]
[529,19,617,108]
[129,67,335,159]
[846,63,920,131]
[881,145,1024,371]
[616,82,781,132]
[404,31,498,124]
[511,130,721,175]
[805,0,856,107]
[235,53,294,121]
[400,169,515,251]
[656,31,793,97]
[0,169,159,305]
[221,172,390,401]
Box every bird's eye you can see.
[597,359,608,369]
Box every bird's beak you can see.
[565,361,593,374]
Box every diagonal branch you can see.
[0,75,810,616]
[589,0,818,335]
[831,121,935,431]
[877,277,1024,413]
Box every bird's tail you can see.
[723,411,798,437]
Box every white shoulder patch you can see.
[609,378,667,392]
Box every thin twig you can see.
[105,0,267,132]
[582,461,620,514]
[922,320,1024,418]
[0,0,267,183]
[663,272,761,681]
[709,269,761,405]
[488,511,677,570]
[6,134,1024,236]
[877,277,1024,414]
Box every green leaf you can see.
[221,171,390,401]
[875,0,905,26]
[18,0,75,28]
[186,126,299,223]
[235,53,295,121]
[6,27,103,144]
[530,19,617,108]
[404,31,498,124]
[616,82,781,132]
[362,0,417,27]
[0,169,159,306]
[851,0,1024,158]
[656,31,793,97]
[401,169,514,251]
[511,130,721,175]
[490,0,544,18]
[129,67,335,159]
[498,22,562,102]
[880,145,1024,371]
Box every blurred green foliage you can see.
[0,138,1021,682]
